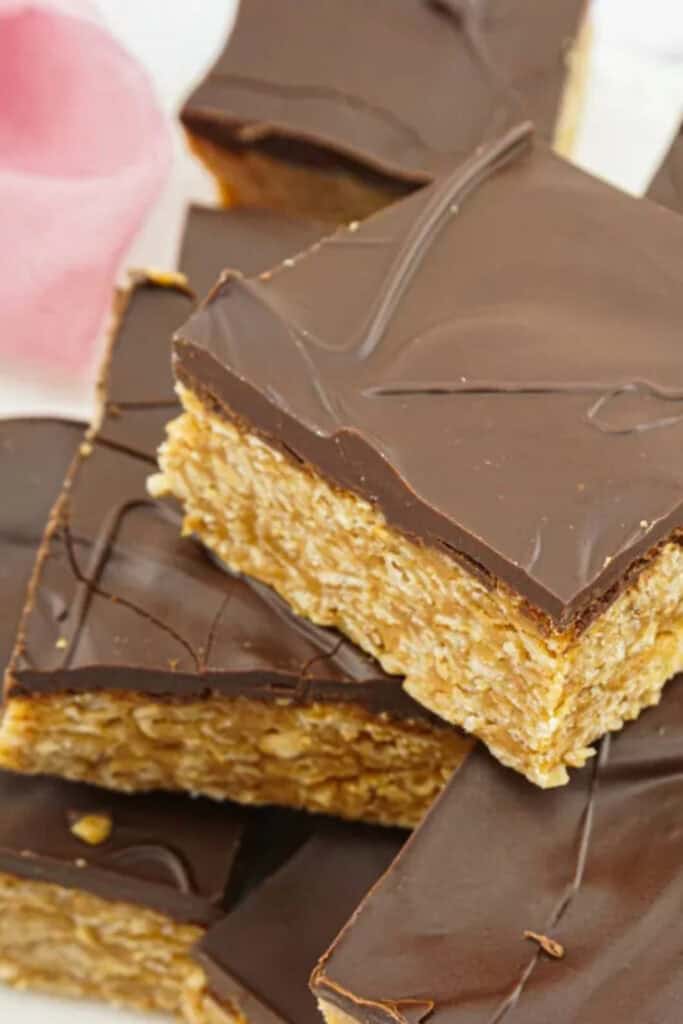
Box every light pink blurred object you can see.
[0,0,171,371]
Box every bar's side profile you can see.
[0,210,469,826]
[312,672,683,1024]
[183,0,589,221]
[155,133,683,787]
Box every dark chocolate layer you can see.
[9,212,440,727]
[0,771,245,925]
[196,821,403,1024]
[313,674,683,1024]
[179,204,327,300]
[647,123,683,214]
[101,205,327,461]
[0,418,83,659]
[176,131,683,628]
[182,0,585,184]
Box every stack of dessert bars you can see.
[1,3,682,1022]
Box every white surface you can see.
[1,1,682,1021]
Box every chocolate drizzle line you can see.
[59,509,202,673]
[489,741,604,1021]
[351,122,533,360]
[365,379,683,437]
[41,481,424,713]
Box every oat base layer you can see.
[0,690,467,828]
[153,388,683,787]
[184,968,274,1024]
[318,998,362,1024]
[0,872,200,1017]
[182,969,243,1024]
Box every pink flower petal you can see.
[0,2,171,370]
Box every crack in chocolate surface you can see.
[351,124,533,360]
[492,742,605,1020]
[365,379,683,437]
[60,513,202,674]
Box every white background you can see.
[0,0,681,1021]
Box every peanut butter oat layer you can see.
[311,674,683,1024]
[0,208,468,826]
[156,128,683,788]
[182,0,589,221]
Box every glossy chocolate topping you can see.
[101,205,327,461]
[182,0,585,183]
[196,821,404,1024]
[0,418,83,660]
[647,123,683,214]
[175,132,683,627]
[179,204,327,300]
[313,674,683,1024]
[0,772,245,924]
[9,211,439,726]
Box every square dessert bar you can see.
[155,126,683,787]
[0,209,468,827]
[182,0,589,221]
[311,674,683,1024]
